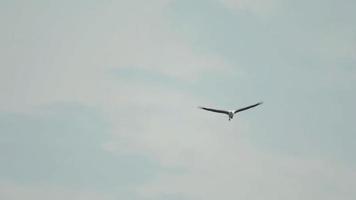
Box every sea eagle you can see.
[199,102,262,121]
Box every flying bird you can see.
[199,102,263,121]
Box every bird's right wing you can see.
[198,107,229,115]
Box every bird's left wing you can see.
[198,107,229,115]
[234,102,263,114]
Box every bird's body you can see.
[199,102,262,121]
[228,111,234,120]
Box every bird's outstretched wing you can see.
[198,107,229,115]
[234,102,263,114]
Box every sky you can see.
[0,0,356,199]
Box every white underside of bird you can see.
[199,102,263,121]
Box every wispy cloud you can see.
[0,182,116,200]
[218,0,283,16]
[105,82,356,200]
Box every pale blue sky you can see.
[0,0,355,199]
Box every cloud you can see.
[218,0,283,16]
[0,182,115,200]
[0,0,232,112]
[138,156,356,200]
[0,104,161,198]
[103,81,356,200]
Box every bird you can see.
[198,102,263,121]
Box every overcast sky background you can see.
[1,0,356,199]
